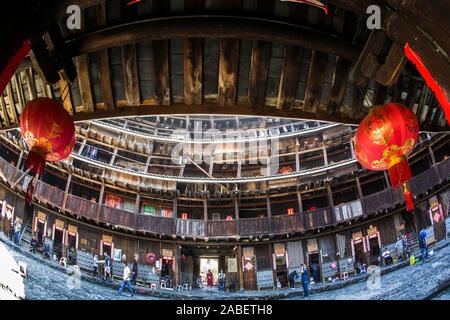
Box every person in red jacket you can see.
[206,270,214,291]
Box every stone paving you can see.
[1,234,449,300]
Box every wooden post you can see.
[355,177,367,218]
[237,245,244,292]
[266,194,272,233]
[297,190,303,213]
[96,182,105,222]
[61,174,72,211]
[16,150,24,169]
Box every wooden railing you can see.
[65,194,99,220]
[207,220,238,237]
[0,156,449,239]
[239,217,270,236]
[334,200,363,222]
[176,219,205,237]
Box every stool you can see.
[150,283,157,290]
[176,284,183,291]
[59,257,67,268]
[339,272,348,280]
[160,281,167,289]
[73,265,80,273]
[18,261,27,278]
[183,283,191,291]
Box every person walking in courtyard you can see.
[116,260,134,297]
[93,253,99,277]
[218,269,226,293]
[418,229,429,263]
[131,255,138,286]
[207,269,214,291]
[288,270,299,289]
[301,264,310,297]
[103,251,112,281]
[196,274,204,289]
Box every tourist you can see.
[218,270,226,293]
[131,255,138,286]
[402,234,409,258]
[30,234,38,254]
[103,251,112,281]
[311,262,320,283]
[9,223,14,241]
[207,269,213,291]
[196,274,204,289]
[418,229,429,263]
[93,253,99,277]
[288,270,299,289]
[116,260,134,297]
[301,264,310,297]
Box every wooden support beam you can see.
[75,55,95,112]
[415,85,429,119]
[122,44,141,106]
[5,84,18,124]
[248,40,271,109]
[392,74,404,103]
[327,57,352,115]
[184,38,203,105]
[218,39,239,106]
[67,16,361,61]
[351,85,365,119]
[24,68,37,100]
[0,94,10,127]
[404,78,418,109]
[423,96,437,127]
[373,83,387,105]
[304,51,327,113]
[277,46,302,111]
[152,41,170,105]
[12,74,25,114]
[58,78,74,115]
[96,3,114,110]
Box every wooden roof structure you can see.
[0,0,449,132]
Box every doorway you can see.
[275,255,288,288]
[367,236,381,265]
[200,257,219,285]
[308,251,320,283]
[243,255,257,290]
[53,228,64,260]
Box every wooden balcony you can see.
[0,156,448,239]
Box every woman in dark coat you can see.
[301,264,310,297]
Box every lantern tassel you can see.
[25,148,46,177]
[403,182,415,212]
[387,157,415,211]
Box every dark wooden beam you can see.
[327,57,352,115]
[184,38,203,105]
[404,78,418,109]
[59,78,74,115]
[423,96,437,127]
[391,74,404,103]
[277,46,302,111]
[218,39,240,106]
[304,51,328,113]
[152,41,170,106]
[415,85,429,120]
[373,83,387,105]
[122,44,141,106]
[75,54,94,112]
[96,3,114,110]
[151,0,170,106]
[67,16,361,60]
[351,85,365,119]
[248,40,271,109]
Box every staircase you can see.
[19,220,32,252]
[405,230,420,257]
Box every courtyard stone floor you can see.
[0,234,449,300]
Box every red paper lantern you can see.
[354,103,419,211]
[20,98,75,177]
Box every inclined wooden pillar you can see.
[61,174,72,211]
[266,194,272,233]
[355,177,367,218]
[16,150,24,169]
[203,199,208,225]
[134,192,140,214]
[297,190,303,213]
[96,182,105,222]
[327,184,337,225]
[234,195,240,235]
